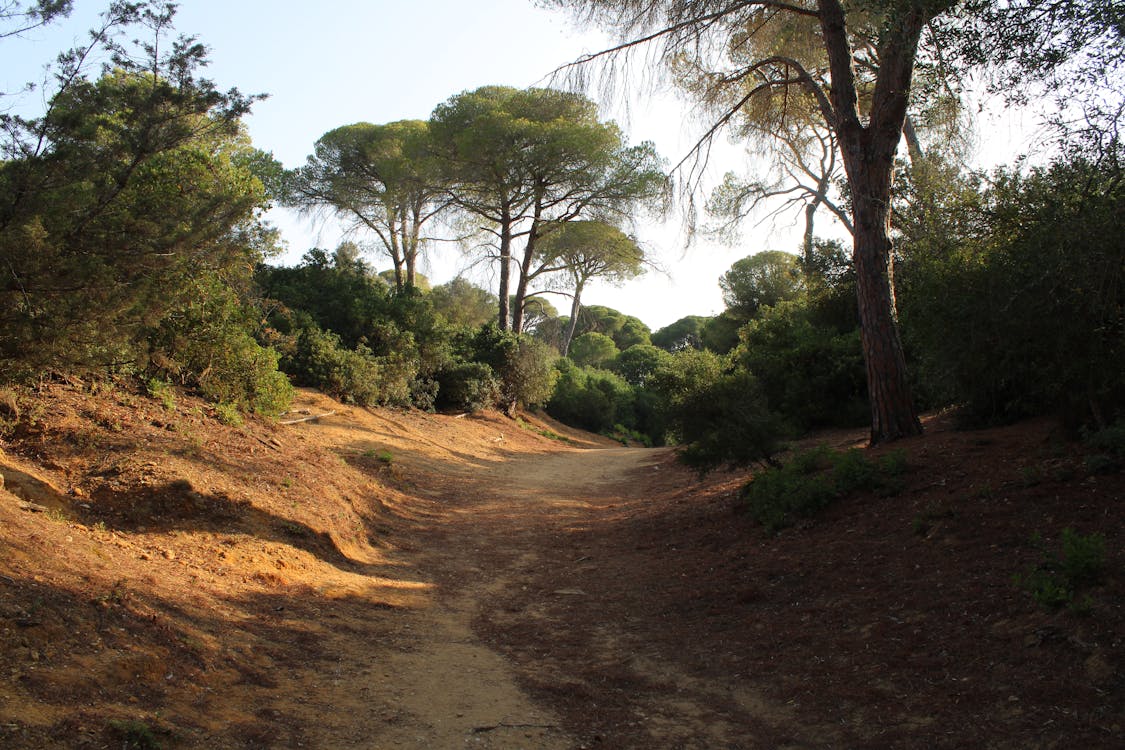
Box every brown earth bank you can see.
[0,379,1121,749]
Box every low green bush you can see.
[1016,528,1107,613]
[672,370,787,472]
[282,325,415,407]
[741,447,909,533]
[433,360,502,412]
[547,361,635,434]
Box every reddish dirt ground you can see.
[0,381,1122,748]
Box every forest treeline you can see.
[1,2,1122,468]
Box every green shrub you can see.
[1082,421,1125,474]
[434,360,502,412]
[107,719,163,750]
[408,377,439,412]
[671,370,787,472]
[899,157,1125,426]
[282,325,415,407]
[547,361,635,433]
[735,299,868,431]
[214,402,243,426]
[1082,421,1125,457]
[145,378,176,411]
[1016,528,1107,613]
[469,325,559,412]
[146,279,293,417]
[611,344,673,387]
[502,336,560,411]
[606,423,653,447]
[741,447,909,533]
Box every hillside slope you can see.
[1,380,1122,748]
[0,381,606,748]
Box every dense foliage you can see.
[899,156,1124,427]
[0,6,290,416]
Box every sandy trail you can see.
[365,447,665,749]
[350,442,811,750]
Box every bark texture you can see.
[819,0,926,442]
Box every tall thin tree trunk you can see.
[388,213,405,293]
[405,208,420,289]
[511,238,536,335]
[497,205,513,330]
[512,274,528,334]
[562,281,585,356]
[802,192,822,272]
[511,199,544,335]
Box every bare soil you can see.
[0,381,1121,749]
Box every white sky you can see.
[0,0,1036,330]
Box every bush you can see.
[283,326,413,407]
[1016,528,1107,613]
[611,344,672,387]
[1082,420,1125,474]
[736,299,867,431]
[143,278,293,417]
[741,447,909,533]
[547,361,636,433]
[502,336,560,410]
[671,370,787,472]
[899,156,1125,426]
[468,325,558,412]
[433,361,501,412]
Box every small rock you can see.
[162,549,176,560]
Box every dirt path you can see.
[358,445,820,749]
[368,447,667,749]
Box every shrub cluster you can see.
[1015,528,1107,613]
[899,157,1124,427]
[741,447,908,533]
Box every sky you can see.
[0,0,1038,330]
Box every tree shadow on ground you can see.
[0,564,422,750]
[65,480,379,574]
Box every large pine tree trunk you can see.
[851,180,922,443]
[819,0,927,443]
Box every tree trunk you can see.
[902,114,925,165]
[497,207,512,330]
[802,193,822,272]
[511,236,537,335]
[405,199,424,290]
[511,197,545,335]
[391,255,405,293]
[819,0,927,443]
[561,279,585,356]
[851,185,922,443]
